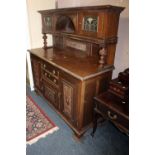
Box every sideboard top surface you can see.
[29,47,113,80]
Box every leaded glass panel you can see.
[44,16,52,27]
[83,16,98,32]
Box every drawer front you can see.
[96,101,129,129]
[43,82,59,109]
[42,62,59,78]
[109,85,126,96]
[106,109,129,129]
[42,70,59,88]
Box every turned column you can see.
[98,47,107,67]
[42,33,47,50]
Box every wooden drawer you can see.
[43,80,60,109]
[42,69,59,88]
[96,101,129,129]
[42,62,59,78]
[108,78,129,100]
[109,85,126,97]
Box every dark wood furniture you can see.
[91,69,129,136]
[28,5,124,138]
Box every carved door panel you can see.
[62,80,73,118]
[61,78,77,126]
[31,55,42,91]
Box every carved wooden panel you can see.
[63,38,96,56]
[43,82,59,109]
[31,57,42,90]
[53,35,64,49]
[62,80,73,119]
[65,39,86,52]
[44,85,55,102]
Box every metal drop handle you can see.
[53,70,56,74]
[107,111,117,120]
[122,101,126,104]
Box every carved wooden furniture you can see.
[28,5,124,137]
[91,69,129,136]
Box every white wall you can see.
[58,0,128,18]
[26,0,56,90]
[58,0,129,78]
[113,18,129,78]
[27,0,55,48]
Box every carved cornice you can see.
[38,5,124,14]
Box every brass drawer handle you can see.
[122,101,126,104]
[107,111,117,120]
[43,64,46,68]
[53,70,56,75]
[53,79,57,83]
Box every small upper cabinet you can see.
[78,12,99,37]
[78,10,123,38]
[39,5,124,38]
[83,16,98,32]
[42,14,53,33]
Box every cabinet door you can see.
[60,75,79,127]
[42,14,53,33]
[62,80,74,119]
[31,55,42,91]
[78,12,98,37]
[78,12,105,38]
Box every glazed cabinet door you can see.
[31,55,42,91]
[42,14,53,33]
[60,72,80,127]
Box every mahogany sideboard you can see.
[28,5,124,137]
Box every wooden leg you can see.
[91,110,99,137]
[72,132,83,141]
[34,88,40,96]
